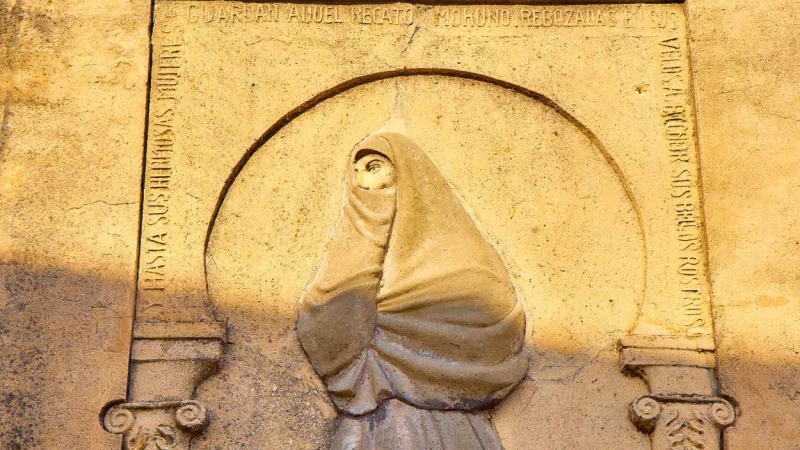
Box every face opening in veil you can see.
[298,132,529,450]
[353,150,396,191]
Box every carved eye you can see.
[366,160,382,173]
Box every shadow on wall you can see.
[3,69,799,450]
[1,258,799,449]
[0,259,133,450]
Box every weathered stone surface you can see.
[147,3,699,448]
[0,0,150,448]
[687,0,800,447]
[0,1,798,449]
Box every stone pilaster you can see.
[103,321,225,449]
[621,336,736,450]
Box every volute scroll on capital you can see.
[103,400,209,450]
[630,394,736,450]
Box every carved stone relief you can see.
[205,76,647,448]
[104,400,208,450]
[297,132,529,448]
[631,395,736,450]
[102,322,224,449]
[102,2,736,449]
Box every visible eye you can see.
[366,160,382,173]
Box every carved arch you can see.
[202,69,647,303]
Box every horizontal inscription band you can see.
[162,1,683,4]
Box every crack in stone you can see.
[65,200,136,212]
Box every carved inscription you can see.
[187,4,413,26]
[658,37,706,337]
[183,4,678,30]
[351,6,414,26]
[187,4,281,23]
[436,7,679,29]
[141,7,183,295]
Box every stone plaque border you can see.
[103,1,737,449]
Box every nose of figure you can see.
[355,152,396,190]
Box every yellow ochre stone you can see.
[0,0,798,449]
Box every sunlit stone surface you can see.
[0,1,798,449]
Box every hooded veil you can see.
[298,132,529,449]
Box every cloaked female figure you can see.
[298,132,529,449]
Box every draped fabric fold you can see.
[297,132,529,449]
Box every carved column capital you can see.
[104,321,225,449]
[104,400,209,450]
[630,395,736,448]
[619,336,737,450]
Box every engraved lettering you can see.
[141,8,184,295]
[657,36,707,336]
[353,6,412,25]
[182,5,674,30]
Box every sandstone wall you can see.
[0,0,150,448]
[688,0,800,447]
[1,0,798,448]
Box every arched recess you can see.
[202,69,647,286]
[198,70,650,449]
